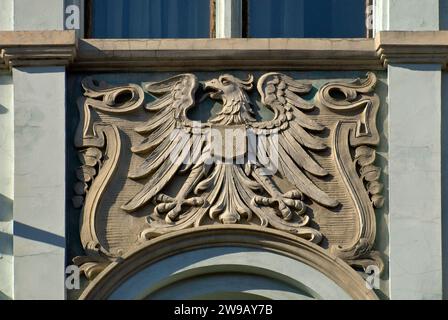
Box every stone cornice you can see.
[376,31,448,68]
[75,37,381,71]
[0,31,448,71]
[0,30,77,70]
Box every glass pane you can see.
[441,0,448,30]
[91,0,210,38]
[248,0,366,38]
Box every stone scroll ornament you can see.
[73,72,384,280]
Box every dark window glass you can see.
[248,0,366,38]
[91,0,210,38]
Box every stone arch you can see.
[80,225,377,300]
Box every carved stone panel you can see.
[71,72,384,279]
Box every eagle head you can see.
[204,74,254,99]
[203,74,255,125]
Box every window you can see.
[86,0,369,39]
[88,0,211,38]
[247,0,367,38]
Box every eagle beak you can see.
[203,79,216,90]
[203,79,222,99]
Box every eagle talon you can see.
[252,189,307,221]
[153,193,205,223]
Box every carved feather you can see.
[255,72,338,208]
[129,130,189,179]
[134,107,172,133]
[280,130,327,176]
[132,118,176,154]
[122,74,201,212]
[122,155,187,212]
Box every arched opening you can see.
[146,273,315,300]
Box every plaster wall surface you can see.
[388,64,442,299]
[12,67,66,299]
[442,71,448,299]
[388,0,439,31]
[0,74,13,299]
[0,0,13,31]
[13,0,64,30]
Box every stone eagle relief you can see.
[72,72,383,279]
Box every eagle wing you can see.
[253,72,338,207]
[121,74,203,212]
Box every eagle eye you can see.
[219,76,231,86]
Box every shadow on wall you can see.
[0,193,12,222]
[0,104,8,114]
[13,221,65,248]
[0,222,65,254]
[0,194,13,255]
[0,291,11,300]
[0,230,12,255]
[0,192,65,253]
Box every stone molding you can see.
[0,31,77,70]
[375,31,448,67]
[1,31,448,71]
[79,225,378,300]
